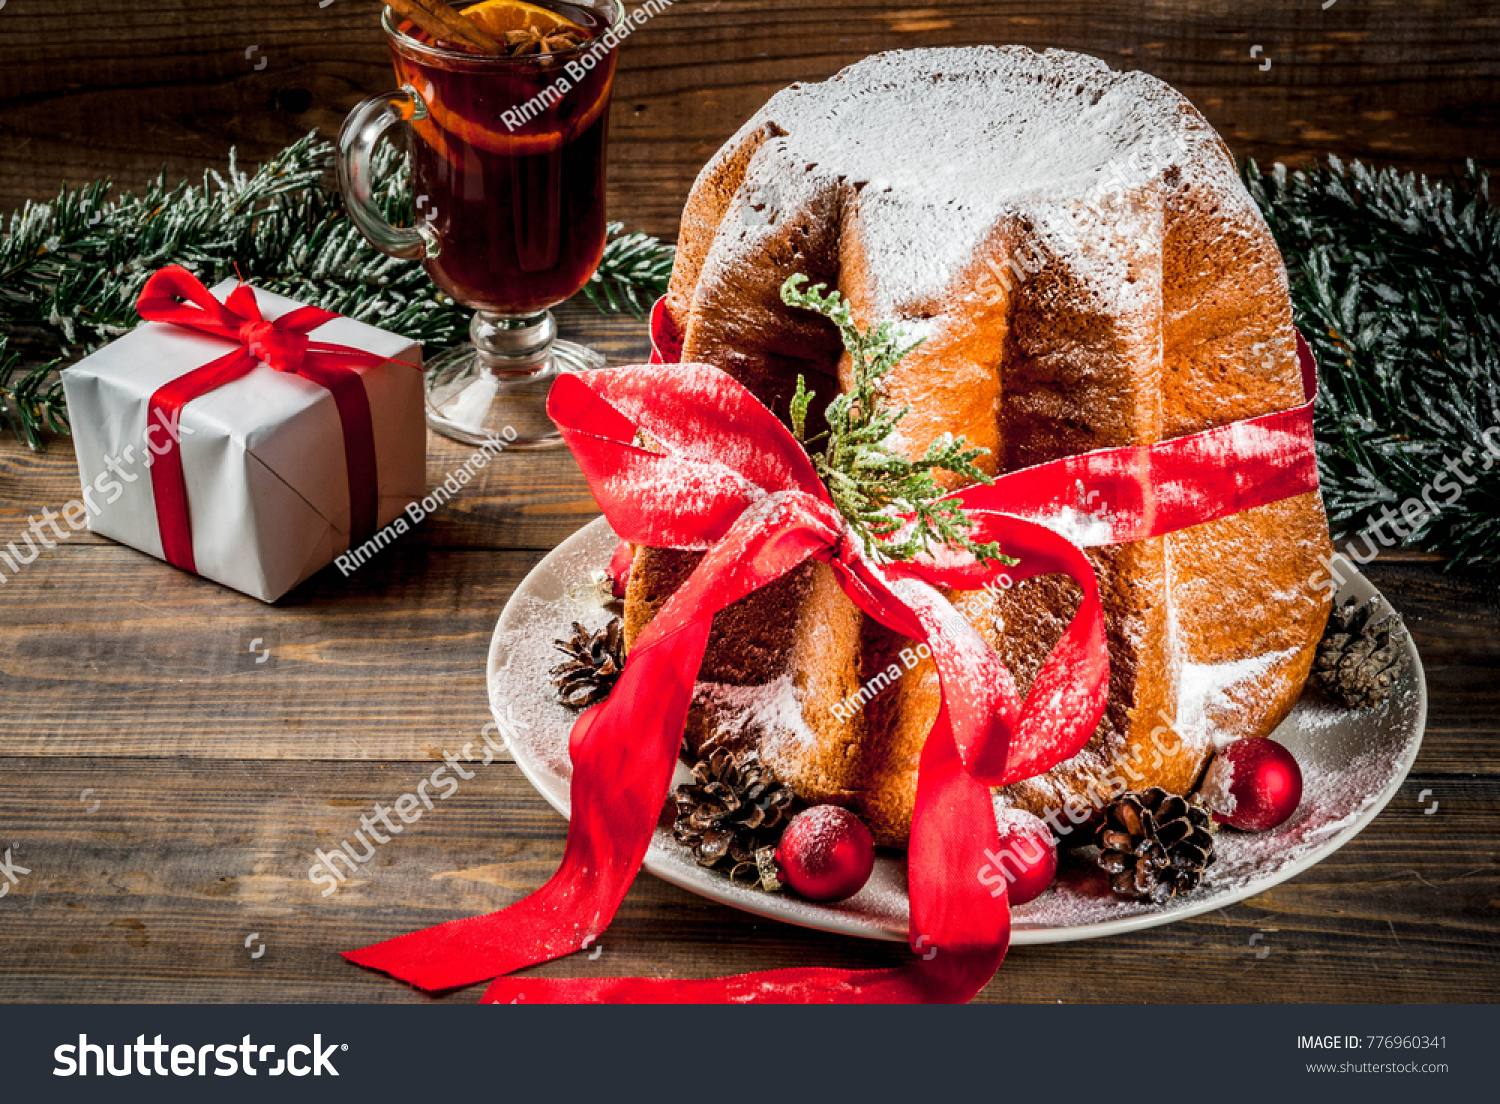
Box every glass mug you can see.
[338,0,624,447]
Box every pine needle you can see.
[0,335,66,451]
[0,134,674,449]
[584,222,674,318]
[1246,157,1500,567]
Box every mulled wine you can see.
[337,0,624,448]
[392,1,616,313]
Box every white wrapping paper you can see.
[61,280,425,601]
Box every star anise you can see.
[503,26,582,56]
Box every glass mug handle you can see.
[336,84,440,260]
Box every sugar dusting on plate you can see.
[1014,680,1421,931]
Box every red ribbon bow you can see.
[346,305,1319,1003]
[136,265,400,574]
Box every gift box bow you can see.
[135,265,414,575]
[347,301,1320,1003]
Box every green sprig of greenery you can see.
[780,274,1013,566]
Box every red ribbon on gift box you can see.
[346,299,1320,1003]
[135,265,404,575]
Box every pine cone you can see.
[549,619,624,709]
[1312,596,1409,708]
[1096,788,1215,904]
[673,748,796,870]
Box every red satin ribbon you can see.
[136,265,400,574]
[346,302,1320,1003]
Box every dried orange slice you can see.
[396,61,612,163]
[460,0,585,41]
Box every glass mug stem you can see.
[472,311,556,378]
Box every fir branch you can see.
[7,135,1495,570]
[1246,157,1500,567]
[780,274,1012,566]
[584,222,674,317]
[0,134,675,448]
[0,335,66,451]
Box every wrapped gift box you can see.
[61,278,426,601]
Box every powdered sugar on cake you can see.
[1173,647,1299,749]
[1037,503,1115,548]
[699,672,822,759]
[703,46,1228,318]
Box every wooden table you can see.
[1,299,1496,1003]
[3,0,1498,233]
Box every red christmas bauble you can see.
[775,806,875,902]
[607,541,634,599]
[1202,738,1303,832]
[990,809,1058,905]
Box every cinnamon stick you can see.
[385,0,503,54]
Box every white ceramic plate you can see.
[487,517,1427,945]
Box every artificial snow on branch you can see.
[0,133,673,448]
[1245,157,1499,567]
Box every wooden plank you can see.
[0,443,601,551]
[0,547,547,760]
[0,539,1494,765]
[2,0,1496,224]
[0,758,1493,1002]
